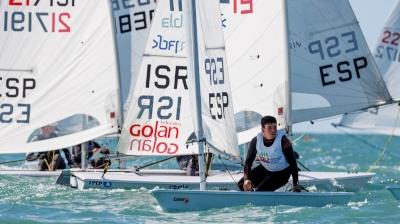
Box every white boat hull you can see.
[0,169,62,178]
[151,189,354,212]
[387,186,400,200]
[67,169,374,192]
[0,159,67,178]
[298,171,374,192]
[69,169,242,190]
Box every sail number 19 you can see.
[233,0,253,14]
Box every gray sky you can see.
[294,0,398,133]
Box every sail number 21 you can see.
[4,0,73,33]
[8,0,75,6]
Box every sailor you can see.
[176,132,199,176]
[70,140,111,169]
[89,144,111,169]
[238,116,301,192]
[26,123,72,171]
[176,155,198,176]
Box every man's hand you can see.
[243,179,253,191]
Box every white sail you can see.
[373,1,400,99]
[0,1,120,153]
[288,0,391,123]
[221,0,288,143]
[221,0,392,143]
[338,1,400,134]
[193,0,239,158]
[117,0,197,156]
[339,104,400,135]
[118,0,239,158]
[112,0,157,114]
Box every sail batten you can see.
[306,21,359,35]
[142,54,187,59]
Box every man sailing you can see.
[238,116,301,192]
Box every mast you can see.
[108,0,126,168]
[188,0,207,190]
[81,116,88,170]
[282,0,292,136]
[107,1,124,132]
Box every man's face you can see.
[262,122,277,140]
[41,125,55,137]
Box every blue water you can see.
[1,134,399,223]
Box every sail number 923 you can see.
[205,57,230,120]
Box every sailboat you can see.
[151,0,361,212]
[337,1,400,200]
[0,0,122,176]
[219,0,378,192]
[0,0,242,187]
[338,1,400,134]
[66,0,380,192]
[0,1,161,177]
[66,0,245,191]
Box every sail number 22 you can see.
[375,29,400,63]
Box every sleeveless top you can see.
[255,130,289,171]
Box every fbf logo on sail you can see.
[153,0,185,53]
[152,34,185,54]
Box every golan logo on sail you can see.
[128,121,180,155]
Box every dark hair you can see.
[261,116,277,127]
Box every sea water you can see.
[0,134,399,224]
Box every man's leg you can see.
[257,167,291,191]
[238,165,270,191]
[52,154,66,170]
[39,159,47,171]
[237,177,245,191]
